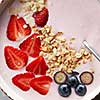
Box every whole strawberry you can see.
[33,7,49,27]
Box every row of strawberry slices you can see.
[4,7,52,95]
[12,73,52,95]
[5,44,48,74]
[5,33,41,70]
[4,40,52,95]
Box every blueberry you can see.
[68,75,79,88]
[54,71,68,84]
[58,83,71,97]
[75,84,87,96]
[80,71,94,85]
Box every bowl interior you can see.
[0,0,100,100]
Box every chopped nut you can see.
[52,57,56,61]
[39,51,44,56]
[53,48,57,55]
[38,35,45,40]
[84,50,89,56]
[32,26,39,32]
[31,4,38,12]
[81,56,87,64]
[47,60,53,65]
[70,49,76,54]
[56,36,65,42]
[41,29,47,35]
[61,48,68,55]
[61,66,67,71]
[49,71,54,77]
[35,0,46,4]
[61,58,65,63]
[56,52,61,56]
[71,37,75,41]
[67,68,73,74]
[47,54,55,60]
[72,57,79,62]
[75,53,82,58]
[56,32,63,36]
[80,48,85,55]
[44,25,52,33]
[69,37,75,44]
[49,32,55,37]
[41,47,48,51]
[49,64,54,68]
[54,62,60,66]
[57,55,61,59]
[66,56,71,60]
[43,38,50,44]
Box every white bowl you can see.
[0,0,100,100]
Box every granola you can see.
[9,0,46,15]
[32,25,93,76]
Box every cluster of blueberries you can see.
[58,75,87,97]
[54,71,93,97]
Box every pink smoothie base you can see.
[0,0,100,100]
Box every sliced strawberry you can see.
[7,15,18,41]
[33,7,49,27]
[17,17,31,36]
[4,46,28,70]
[7,15,31,41]
[26,56,48,75]
[30,76,52,95]
[19,33,41,58]
[12,72,35,91]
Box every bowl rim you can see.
[0,0,100,100]
[0,77,23,100]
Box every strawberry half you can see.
[30,76,52,95]
[12,72,35,91]
[7,15,31,41]
[17,17,31,36]
[33,7,49,27]
[7,15,18,41]
[26,56,48,75]
[19,33,41,58]
[4,46,28,70]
